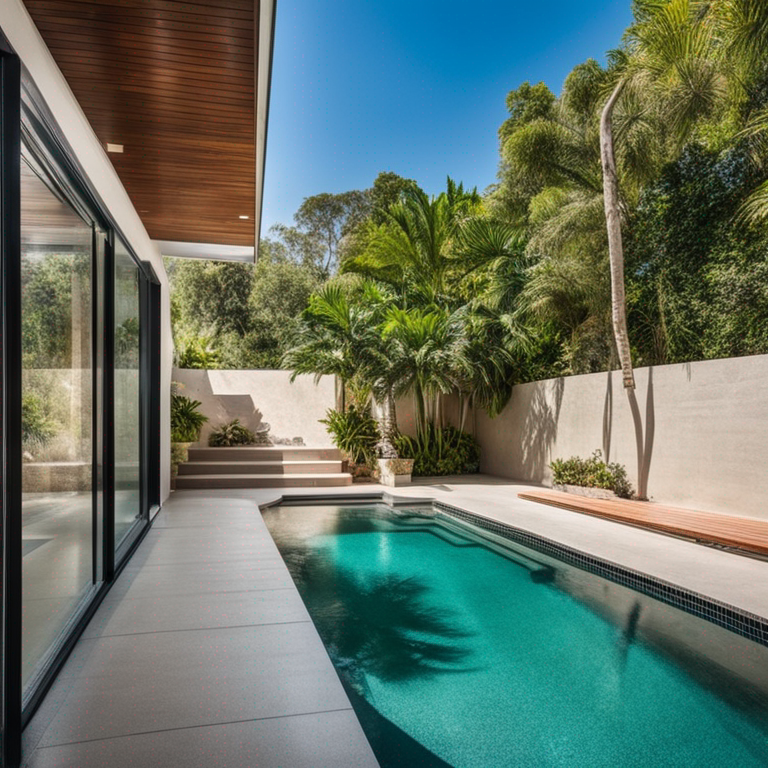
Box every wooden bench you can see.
[517,489,768,557]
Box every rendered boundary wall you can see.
[476,355,768,520]
[173,369,339,447]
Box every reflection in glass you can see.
[114,241,141,548]
[21,156,93,691]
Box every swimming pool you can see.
[262,502,768,768]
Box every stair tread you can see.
[183,460,341,466]
[175,471,353,489]
[178,472,352,479]
[187,446,336,451]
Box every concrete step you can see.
[177,460,343,476]
[174,472,353,490]
[186,446,341,462]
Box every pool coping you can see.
[261,492,768,648]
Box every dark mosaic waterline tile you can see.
[433,501,768,648]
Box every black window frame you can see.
[1,30,24,768]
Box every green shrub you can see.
[21,394,57,448]
[175,335,221,369]
[395,426,480,477]
[170,394,208,443]
[320,406,379,466]
[550,450,633,498]
[208,419,256,447]
[170,442,188,477]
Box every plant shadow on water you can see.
[274,514,476,768]
[282,546,476,691]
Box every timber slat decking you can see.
[518,490,768,557]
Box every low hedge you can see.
[550,450,634,498]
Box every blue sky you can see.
[261,0,633,233]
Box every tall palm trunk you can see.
[375,392,398,459]
[600,80,635,390]
[601,80,650,499]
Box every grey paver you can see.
[28,709,377,768]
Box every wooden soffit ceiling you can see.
[24,0,258,248]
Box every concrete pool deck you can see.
[22,476,768,766]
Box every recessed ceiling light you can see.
[106,143,124,153]
[239,215,250,220]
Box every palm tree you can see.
[600,79,635,389]
[455,307,522,430]
[343,179,480,304]
[717,0,768,223]
[380,306,468,435]
[282,282,376,387]
[499,59,646,376]
[456,216,528,312]
[599,0,733,388]
[282,280,405,457]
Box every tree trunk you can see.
[459,394,469,433]
[375,392,398,459]
[415,384,427,434]
[600,80,635,390]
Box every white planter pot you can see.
[554,483,617,500]
[378,458,414,487]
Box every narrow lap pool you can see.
[262,503,768,768]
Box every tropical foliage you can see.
[492,0,768,377]
[208,419,256,447]
[395,426,481,477]
[170,394,208,443]
[282,178,522,470]
[174,335,221,370]
[550,450,634,499]
[320,406,380,466]
[167,248,322,370]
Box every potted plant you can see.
[377,456,414,487]
[170,391,208,488]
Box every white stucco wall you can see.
[2,0,173,501]
[173,369,339,447]
[394,393,467,438]
[476,355,768,520]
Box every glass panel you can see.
[114,240,141,548]
[20,156,93,692]
[94,233,106,581]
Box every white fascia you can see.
[255,0,277,263]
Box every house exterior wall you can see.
[173,369,338,447]
[476,354,768,520]
[3,0,173,501]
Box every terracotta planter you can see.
[378,458,414,487]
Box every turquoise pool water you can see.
[263,504,768,768]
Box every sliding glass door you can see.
[19,155,97,693]
[114,240,142,549]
